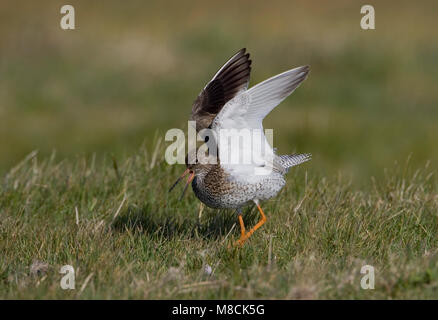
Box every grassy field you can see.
[0,143,437,299]
[0,1,438,299]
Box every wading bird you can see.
[170,49,311,246]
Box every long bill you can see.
[179,171,195,201]
[168,168,195,201]
[168,168,190,193]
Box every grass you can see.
[0,142,437,299]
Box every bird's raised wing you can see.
[212,66,310,177]
[191,48,252,132]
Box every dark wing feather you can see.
[191,48,252,132]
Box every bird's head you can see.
[168,152,214,200]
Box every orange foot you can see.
[235,202,267,247]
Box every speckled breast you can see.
[191,173,286,209]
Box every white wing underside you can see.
[212,66,309,180]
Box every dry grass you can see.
[0,143,436,299]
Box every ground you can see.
[1,144,436,299]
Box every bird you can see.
[169,48,311,246]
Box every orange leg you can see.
[238,215,246,237]
[235,202,267,247]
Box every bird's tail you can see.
[273,153,312,174]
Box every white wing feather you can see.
[212,65,310,178]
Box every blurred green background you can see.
[1,0,437,181]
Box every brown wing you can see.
[191,48,252,132]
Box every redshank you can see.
[170,48,311,246]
